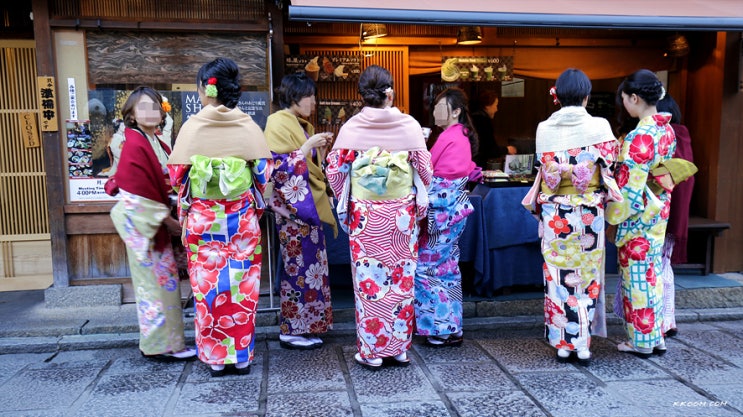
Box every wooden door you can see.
[0,40,53,290]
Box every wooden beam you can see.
[32,0,70,287]
[48,18,268,32]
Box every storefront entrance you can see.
[0,40,53,291]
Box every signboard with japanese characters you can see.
[285,55,361,83]
[440,56,514,83]
[36,76,58,131]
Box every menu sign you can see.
[285,55,361,83]
[440,56,514,83]
[317,100,363,126]
[182,91,269,129]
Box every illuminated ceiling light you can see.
[457,26,483,45]
[361,23,388,42]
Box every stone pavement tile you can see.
[647,342,739,382]
[477,338,575,373]
[447,390,547,417]
[173,379,261,416]
[25,350,110,370]
[643,402,742,417]
[710,320,743,333]
[0,352,48,385]
[266,391,352,417]
[106,353,190,376]
[0,410,66,417]
[0,366,100,411]
[360,400,450,417]
[342,346,439,404]
[688,383,743,415]
[186,352,264,383]
[514,371,643,417]
[267,343,346,393]
[70,372,180,417]
[606,379,715,411]
[412,339,492,363]
[582,337,673,382]
[427,363,517,392]
[671,326,743,367]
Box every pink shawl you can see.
[333,106,427,151]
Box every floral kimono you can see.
[327,106,433,360]
[264,109,337,337]
[168,104,274,366]
[527,106,623,355]
[415,123,478,337]
[110,127,187,356]
[607,113,676,352]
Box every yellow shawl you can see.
[264,109,337,235]
[168,105,272,164]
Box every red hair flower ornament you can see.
[205,77,218,98]
[549,86,559,105]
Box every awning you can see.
[289,0,743,31]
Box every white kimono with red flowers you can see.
[606,113,676,351]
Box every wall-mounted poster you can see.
[441,56,513,83]
[182,91,269,129]
[285,55,361,83]
[317,100,363,126]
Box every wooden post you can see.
[32,0,70,287]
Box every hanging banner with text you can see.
[285,55,361,83]
[440,56,514,83]
[36,76,59,131]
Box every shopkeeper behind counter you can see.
[471,90,517,168]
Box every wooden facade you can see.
[1,1,740,298]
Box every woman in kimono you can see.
[168,58,274,376]
[607,69,676,358]
[526,69,623,364]
[656,94,694,338]
[415,88,480,346]
[110,86,196,361]
[326,65,433,369]
[263,73,336,350]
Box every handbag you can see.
[104,176,119,196]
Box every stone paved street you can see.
[1,320,742,416]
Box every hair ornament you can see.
[205,77,218,98]
[160,96,171,113]
[549,86,559,105]
[659,85,666,101]
[384,87,393,94]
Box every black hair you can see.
[555,68,591,107]
[620,69,665,106]
[277,72,317,109]
[478,90,499,108]
[434,88,479,157]
[656,93,682,124]
[196,57,241,108]
[358,65,393,108]
[121,86,165,129]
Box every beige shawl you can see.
[168,105,272,164]
[535,106,615,153]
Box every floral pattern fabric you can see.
[415,176,472,336]
[607,113,676,351]
[326,148,432,359]
[535,142,621,353]
[270,148,333,336]
[110,189,186,355]
[169,158,272,365]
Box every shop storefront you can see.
[4,0,742,302]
